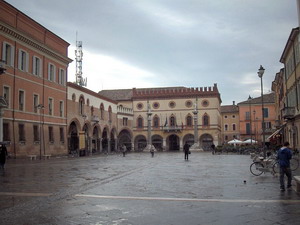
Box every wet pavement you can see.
[0,152,300,225]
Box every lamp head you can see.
[257,65,265,78]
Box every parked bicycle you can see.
[250,154,299,176]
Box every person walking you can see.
[150,146,155,157]
[122,144,127,157]
[0,144,8,170]
[277,141,293,191]
[184,142,190,161]
[211,144,216,155]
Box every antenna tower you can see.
[75,34,87,87]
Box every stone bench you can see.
[294,176,300,192]
[28,155,37,160]
[43,155,51,159]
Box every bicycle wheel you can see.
[290,158,299,171]
[272,161,280,174]
[250,162,264,176]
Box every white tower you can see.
[75,37,87,87]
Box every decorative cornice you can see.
[0,23,72,64]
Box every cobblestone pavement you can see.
[0,152,300,225]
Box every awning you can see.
[267,128,282,141]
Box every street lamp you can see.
[37,104,44,160]
[248,95,253,145]
[257,65,266,158]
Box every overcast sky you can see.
[5,0,298,105]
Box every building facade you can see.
[0,1,72,158]
[273,27,300,151]
[100,84,222,151]
[237,93,276,145]
[220,102,239,144]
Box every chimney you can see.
[233,101,235,105]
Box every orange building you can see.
[0,1,72,158]
[237,93,276,145]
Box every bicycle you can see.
[272,157,299,174]
[250,156,277,176]
[250,155,299,176]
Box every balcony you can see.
[162,126,182,133]
[282,107,295,120]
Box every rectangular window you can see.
[59,68,65,85]
[60,127,64,143]
[48,98,53,115]
[18,124,25,142]
[232,124,236,131]
[49,126,54,143]
[33,94,39,113]
[2,42,14,66]
[33,56,42,76]
[59,101,64,117]
[123,117,128,126]
[3,86,10,107]
[245,111,250,120]
[246,123,250,135]
[18,49,29,72]
[224,124,228,131]
[33,125,40,142]
[48,63,56,81]
[263,108,269,118]
[19,90,25,111]
[3,123,10,141]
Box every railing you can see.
[162,126,182,133]
[282,107,295,119]
[117,106,133,115]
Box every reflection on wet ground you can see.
[0,152,300,225]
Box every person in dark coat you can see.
[277,142,292,191]
[122,144,127,157]
[184,142,190,160]
[0,144,8,170]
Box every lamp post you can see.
[257,65,266,158]
[248,95,253,145]
[192,98,199,148]
[37,104,44,160]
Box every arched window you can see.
[203,114,209,126]
[153,115,160,128]
[100,103,104,119]
[91,106,94,116]
[170,115,176,127]
[232,124,236,131]
[72,93,76,102]
[186,115,193,127]
[108,106,112,122]
[225,124,228,131]
[137,116,143,128]
[79,96,85,115]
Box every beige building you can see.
[67,82,120,155]
[220,102,239,143]
[100,84,222,151]
[273,27,300,150]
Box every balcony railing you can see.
[282,107,295,120]
[162,126,182,133]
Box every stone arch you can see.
[200,133,213,151]
[92,124,101,153]
[183,133,194,146]
[68,119,80,154]
[110,127,117,152]
[167,134,180,151]
[118,128,133,151]
[152,134,163,151]
[102,126,109,153]
[134,135,147,151]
